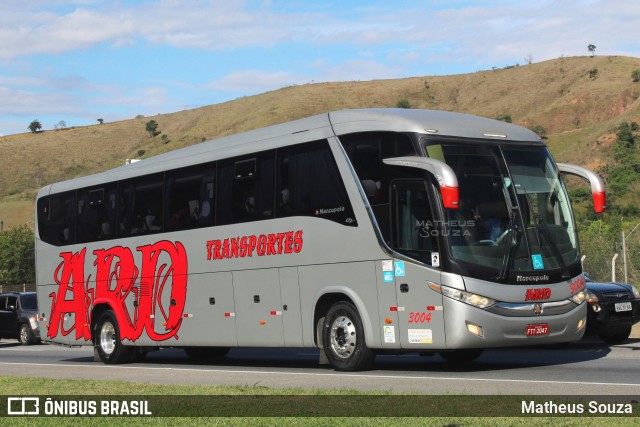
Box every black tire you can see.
[94,310,132,364]
[18,323,36,345]
[439,349,484,363]
[322,301,374,371]
[599,326,632,344]
[184,347,230,361]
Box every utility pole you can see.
[612,253,619,282]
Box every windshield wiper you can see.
[494,209,520,282]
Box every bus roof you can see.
[38,108,542,197]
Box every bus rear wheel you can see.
[95,310,132,364]
[438,349,483,363]
[322,301,374,371]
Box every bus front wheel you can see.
[322,301,374,371]
[95,310,133,364]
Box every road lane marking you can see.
[0,361,639,388]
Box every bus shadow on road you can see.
[70,340,633,373]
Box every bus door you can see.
[390,179,446,349]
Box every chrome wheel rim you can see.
[19,325,28,343]
[99,321,116,355]
[329,315,356,359]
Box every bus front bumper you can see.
[442,298,587,349]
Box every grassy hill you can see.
[2,55,640,230]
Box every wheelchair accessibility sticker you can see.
[532,254,544,270]
[394,261,406,277]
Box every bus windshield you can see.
[426,142,579,279]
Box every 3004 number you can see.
[408,312,432,323]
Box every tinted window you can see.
[339,132,417,205]
[20,294,37,310]
[37,191,77,246]
[277,140,356,226]
[118,174,164,236]
[6,296,17,310]
[165,163,216,231]
[77,185,117,243]
[217,151,275,225]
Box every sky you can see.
[1,0,639,136]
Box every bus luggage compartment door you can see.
[233,268,285,346]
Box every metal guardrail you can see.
[0,284,36,293]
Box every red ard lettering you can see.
[525,287,552,301]
[207,230,303,261]
[47,241,188,342]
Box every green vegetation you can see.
[27,119,42,133]
[572,121,640,282]
[528,124,547,139]
[632,69,640,83]
[0,224,35,285]
[395,98,411,109]
[588,68,598,79]
[496,114,512,123]
[145,120,160,137]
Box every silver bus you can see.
[35,109,606,370]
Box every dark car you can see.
[584,274,640,343]
[0,292,40,345]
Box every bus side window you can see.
[217,150,275,226]
[118,174,164,236]
[276,140,356,226]
[77,185,117,243]
[38,191,76,246]
[165,163,216,232]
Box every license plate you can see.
[526,323,549,336]
[615,302,632,312]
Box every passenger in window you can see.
[279,188,293,215]
[144,210,161,232]
[170,207,188,230]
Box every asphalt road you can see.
[0,336,639,395]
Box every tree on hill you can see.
[28,119,42,133]
[97,118,104,124]
[588,44,596,57]
[145,120,159,137]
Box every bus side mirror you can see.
[557,163,606,214]
[383,156,459,209]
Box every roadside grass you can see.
[0,377,636,426]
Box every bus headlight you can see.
[571,291,586,305]
[439,285,496,309]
